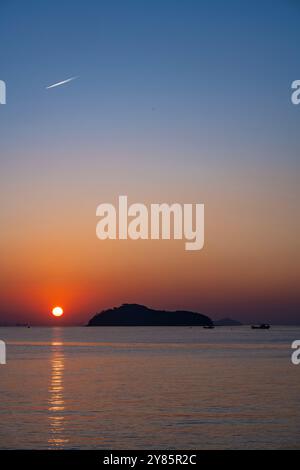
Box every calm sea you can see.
[0,326,299,449]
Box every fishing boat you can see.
[251,324,270,330]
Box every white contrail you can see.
[46,76,78,89]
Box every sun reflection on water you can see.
[48,331,69,448]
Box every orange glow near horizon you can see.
[52,306,64,317]
[0,165,298,325]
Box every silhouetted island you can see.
[87,303,213,327]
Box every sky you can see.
[0,0,299,325]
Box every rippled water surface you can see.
[0,326,299,449]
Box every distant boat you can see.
[251,324,270,330]
[203,325,215,329]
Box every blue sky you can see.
[1,0,299,156]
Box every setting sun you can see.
[52,306,64,317]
